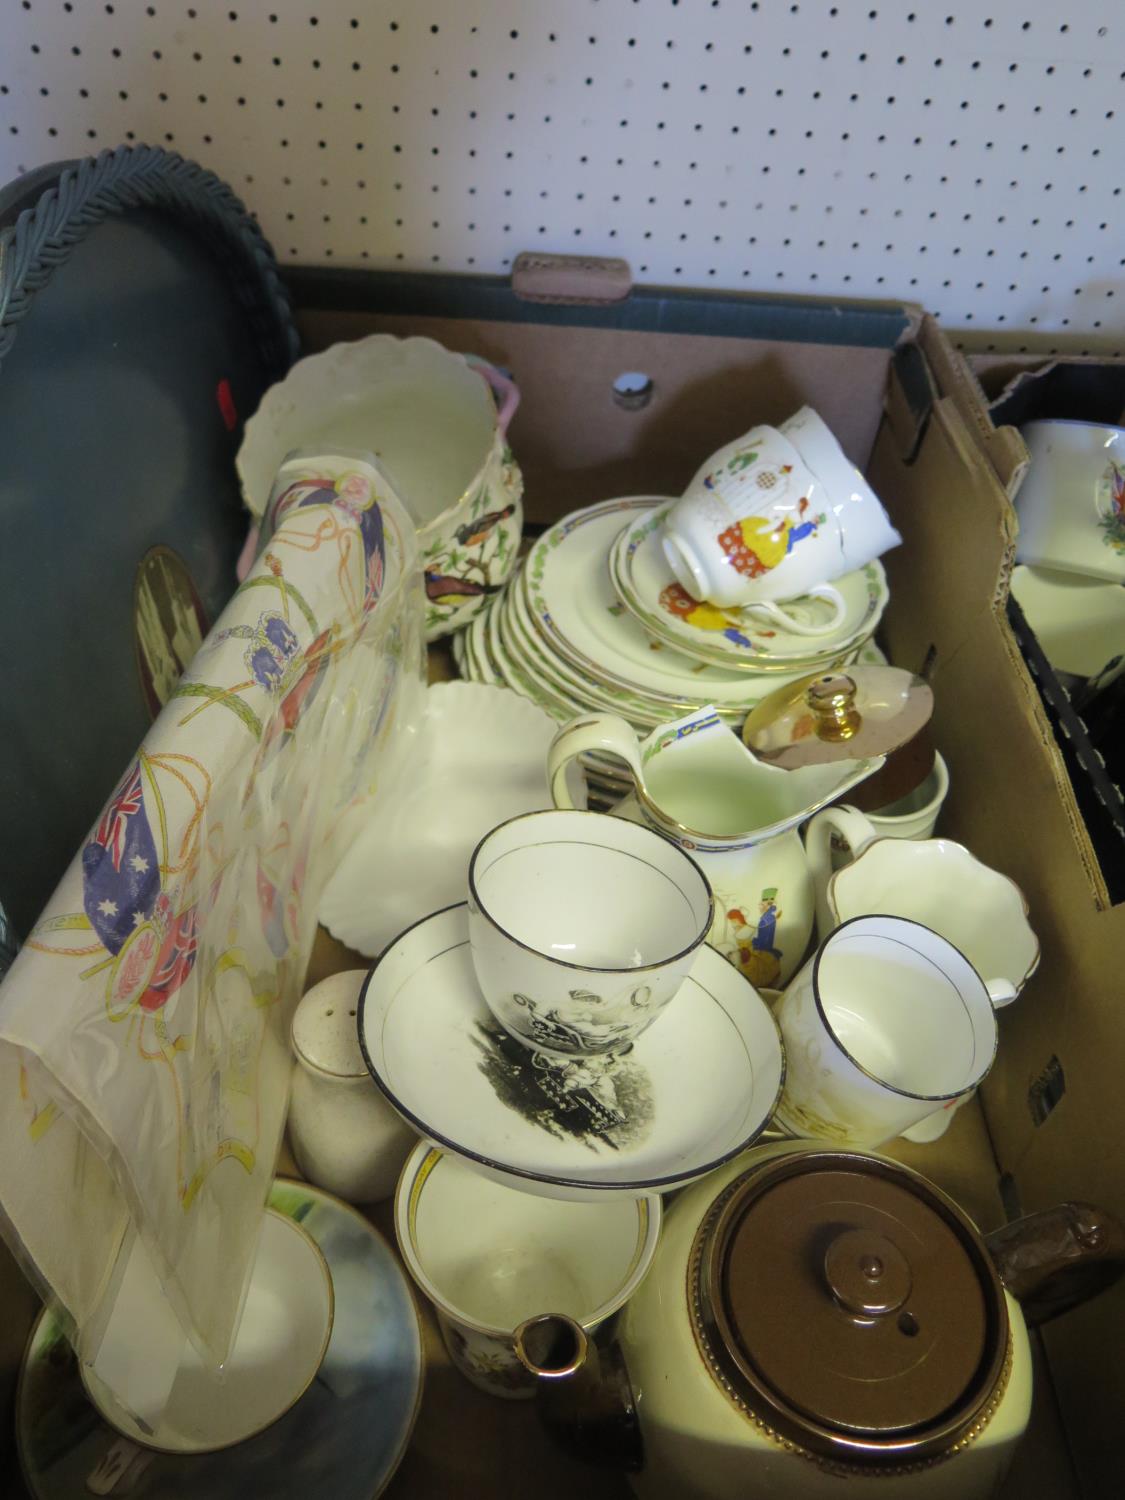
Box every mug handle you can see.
[548,714,644,810]
[985,977,1019,1009]
[465,355,521,438]
[804,804,879,940]
[741,584,847,637]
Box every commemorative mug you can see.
[772,914,1014,1147]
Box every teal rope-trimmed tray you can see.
[0,144,297,377]
[0,146,299,942]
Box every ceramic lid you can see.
[692,1151,1009,1469]
[291,971,369,1078]
[741,664,932,768]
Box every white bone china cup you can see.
[772,914,1014,1148]
[467,809,713,1058]
[1014,420,1125,583]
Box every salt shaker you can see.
[288,971,416,1203]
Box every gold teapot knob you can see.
[804,674,862,743]
[741,662,933,774]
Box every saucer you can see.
[1010,563,1125,679]
[611,504,889,672]
[503,579,762,728]
[81,1210,333,1454]
[320,682,560,955]
[522,498,834,709]
[20,1181,423,1499]
[486,589,592,721]
[496,585,677,728]
[459,610,505,687]
[357,904,785,1202]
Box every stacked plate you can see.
[453,496,889,738]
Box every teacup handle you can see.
[804,804,880,940]
[548,714,644,810]
[741,584,847,637]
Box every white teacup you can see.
[661,407,901,610]
[468,809,713,1057]
[1016,420,1125,583]
[863,751,949,840]
[804,810,1038,1144]
[773,914,1014,1148]
[395,1143,660,1399]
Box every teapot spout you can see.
[514,1314,643,1473]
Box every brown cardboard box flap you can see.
[916,317,1029,496]
[872,339,1125,1500]
[299,309,904,524]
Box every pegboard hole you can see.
[612,372,654,411]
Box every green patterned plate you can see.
[500,585,679,728]
[523,499,852,707]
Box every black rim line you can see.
[466,810,715,975]
[809,914,1000,1103]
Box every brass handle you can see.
[805,674,862,742]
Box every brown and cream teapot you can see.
[516,1141,1124,1500]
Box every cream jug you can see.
[547,707,880,988]
[515,1141,1125,1500]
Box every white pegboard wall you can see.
[1,0,1123,352]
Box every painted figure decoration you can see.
[726,887,785,989]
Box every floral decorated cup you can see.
[1015,420,1125,584]
[661,406,901,611]
[395,1143,660,1399]
[468,809,713,1058]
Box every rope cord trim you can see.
[0,144,298,377]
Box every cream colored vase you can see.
[547,707,881,989]
[237,334,524,641]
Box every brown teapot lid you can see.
[692,1152,1009,1468]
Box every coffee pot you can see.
[515,1141,1124,1500]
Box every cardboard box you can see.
[291,277,1086,1498]
[0,278,1102,1497]
[974,356,1125,896]
[876,339,1125,1498]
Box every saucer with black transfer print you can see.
[357,903,785,1203]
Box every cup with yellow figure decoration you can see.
[661,407,901,614]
